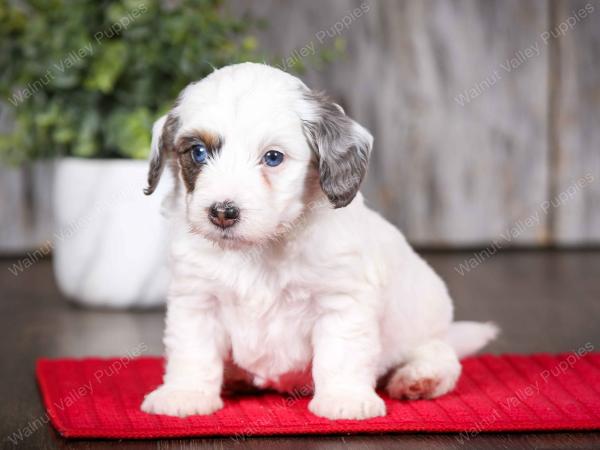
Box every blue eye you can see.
[263,150,284,167]
[191,143,208,164]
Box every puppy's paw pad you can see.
[309,389,386,420]
[141,385,223,417]
[386,361,460,400]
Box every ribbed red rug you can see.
[36,352,600,439]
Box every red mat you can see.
[37,353,600,439]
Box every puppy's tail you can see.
[445,321,499,359]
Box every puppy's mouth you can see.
[211,227,238,241]
[189,221,256,248]
[206,223,239,240]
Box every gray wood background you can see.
[552,0,600,244]
[1,0,599,252]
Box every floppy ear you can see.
[144,113,179,195]
[302,91,373,208]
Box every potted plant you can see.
[0,0,262,307]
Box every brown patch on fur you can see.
[301,158,325,209]
[261,168,272,189]
[175,130,223,193]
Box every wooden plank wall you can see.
[0,162,54,254]
[1,0,598,251]
[552,0,600,244]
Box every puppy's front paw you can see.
[309,388,386,420]
[141,385,223,417]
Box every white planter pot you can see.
[53,158,172,308]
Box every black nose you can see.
[209,201,240,229]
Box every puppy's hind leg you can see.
[386,340,461,400]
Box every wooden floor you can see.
[1,250,599,449]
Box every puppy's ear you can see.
[302,91,373,208]
[144,113,179,195]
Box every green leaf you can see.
[85,42,128,93]
[104,108,152,159]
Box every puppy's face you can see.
[145,63,373,247]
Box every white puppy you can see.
[141,62,497,420]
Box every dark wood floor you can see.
[1,250,599,449]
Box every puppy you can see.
[141,63,497,420]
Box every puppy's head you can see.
[145,63,372,247]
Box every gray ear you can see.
[302,91,373,208]
[144,113,179,195]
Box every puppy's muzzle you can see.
[209,201,240,229]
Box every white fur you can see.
[141,63,497,420]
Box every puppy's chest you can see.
[218,276,316,384]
